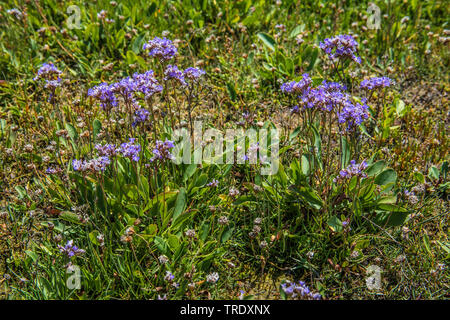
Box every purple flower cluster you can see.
[207,179,219,187]
[151,139,175,162]
[110,76,136,101]
[164,64,186,85]
[72,156,111,172]
[132,108,150,127]
[119,138,141,162]
[95,143,119,157]
[34,62,62,81]
[58,240,85,258]
[143,36,177,61]
[338,100,369,128]
[88,82,118,110]
[334,160,368,183]
[280,73,312,95]
[320,34,361,64]
[281,280,321,300]
[89,70,164,110]
[132,70,163,99]
[360,77,392,91]
[183,67,206,83]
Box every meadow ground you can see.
[0,0,448,300]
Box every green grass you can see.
[0,0,448,300]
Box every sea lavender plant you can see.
[88,83,118,111]
[320,34,361,64]
[334,160,368,183]
[58,240,85,258]
[119,138,141,162]
[360,77,392,91]
[151,139,175,162]
[281,280,321,300]
[164,64,186,85]
[143,36,177,61]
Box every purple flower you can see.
[281,280,321,300]
[164,271,175,282]
[360,77,392,91]
[88,83,118,110]
[143,36,177,61]
[132,70,163,99]
[119,138,141,162]
[207,179,219,187]
[334,160,368,183]
[338,99,369,128]
[95,144,119,157]
[151,139,175,162]
[320,34,361,64]
[132,108,150,127]
[164,64,186,85]
[280,73,312,95]
[183,67,206,83]
[110,76,136,101]
[72,157,111,172]
[34,62,62,81]
[44,78,62,90]
[58,240,85,258]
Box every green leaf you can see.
[374,168,397,185]
[65,123,78,141]
[327,215,343,232]
[340,136,350,169]
[173,187,186,220]
[366,160,386,177]
[257,32,276,51]
[221,226,234,243]
[428,166,439,180]
[154,236,169,255]
[226,82,237,102]
[59,211,82,224]
[93,119,102,141]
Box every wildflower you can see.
[260,240,268,248]
[132,108,150,127]
[164,64,186,85]
[280,73,312,95]
[254,217,262,225]
[132,70,163,99]
[207,179,219,187]
[206,272,219,284]
[158,294,168,300]
[119,138,141,162]
[320,34,361,64]
[95,143,119,157]
[7,8,23,19]
[143,36,177,61]
[88,83,118,110]
[360,77,392,91]
[97,10,107,20]
[183,67,206,83]
[337,99,369,128]
[46,167,59,174]
[58,240,85,258]
[334,160,368,183]
[151,139,175,162]
[34,62,62,81]
[281,280,321,300]
[164,271,175,282]
[110,76,136,101]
